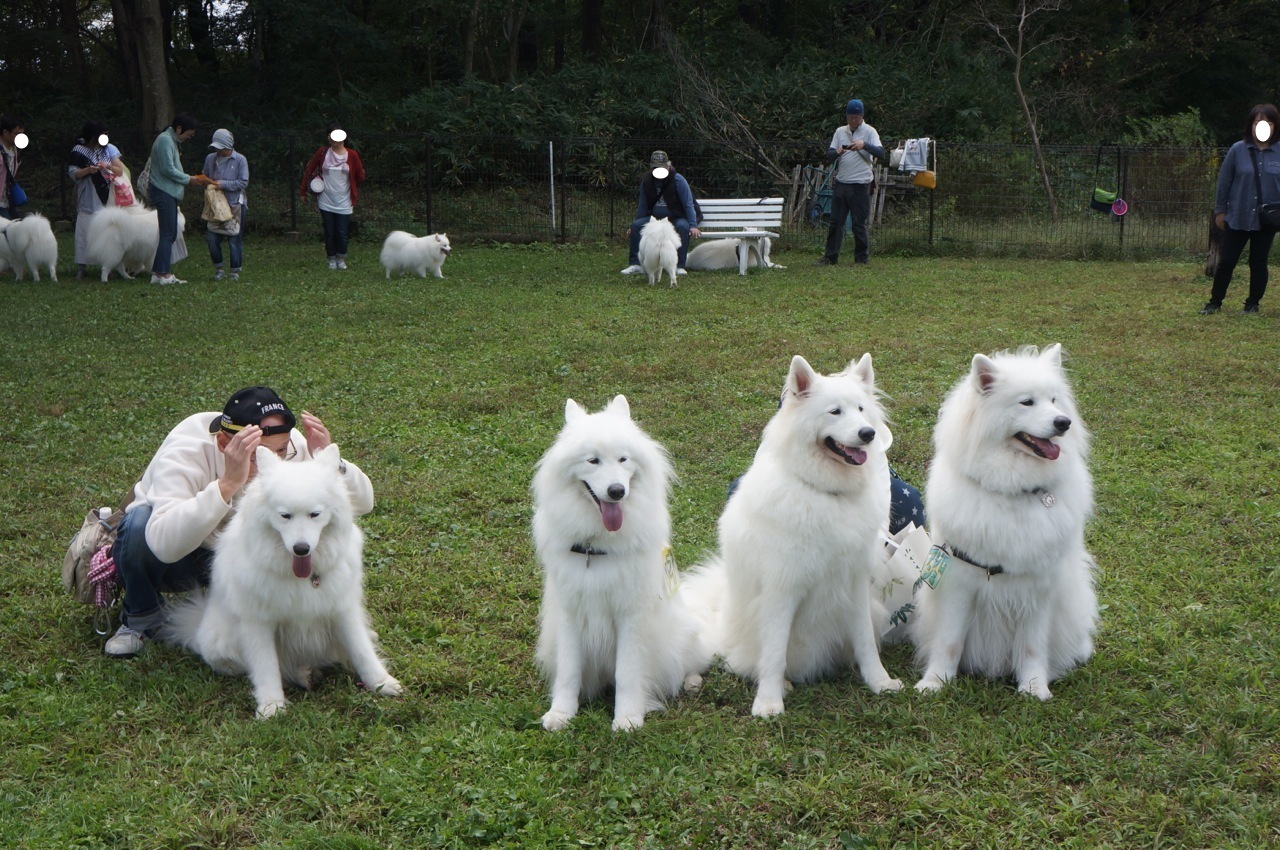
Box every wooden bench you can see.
[696,197,784,274]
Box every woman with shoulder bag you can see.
[299,124,366,270]
[202,128,249,281]
[1204,103,1280,315]
[68,121,125,279]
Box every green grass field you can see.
[1,235,1277,848]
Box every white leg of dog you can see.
[542,627,583,731]
[611,617,648,732]
[1014,614,1054,701]
[914,588,974,693]
[847,580,903,694]
[239,621,289,719]
[750,600,797,718]
[336,611,402,697]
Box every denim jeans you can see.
[149,185,180,275]
[1209,226,1275,307]
[111,504,213,633]
[823,181,871,263]
[206,209,244,272]
[628,214,691,268]
[320,210,351,257]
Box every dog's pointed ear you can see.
[315,443,341,469]
[971,353,998,395]
[787,355,818,397]
[255,445,279,470]
[848,353,875,388]
[564,399,587,423]
[1040,343,1063,368]
[606,394,631,419]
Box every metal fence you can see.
[17,132,1222,260]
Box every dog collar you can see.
[573,540,606,568]
[942,544,1004,578]
[1028,487,1056,508]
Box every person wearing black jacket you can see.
[621,150,701,276]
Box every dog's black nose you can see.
[1054,416,1072,434]
[859,427,876,444]
[607,484,626,501]
[293,543,311,556]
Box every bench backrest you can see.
[698,198,784,231]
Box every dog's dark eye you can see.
[587,457,600,465]
[829,407,842,416]
[618,456,628,463]
[280,513,292,520]
[1020,399,1034,406]
[858,405,864,412]
[310,511,321,519]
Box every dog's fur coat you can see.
[165,445,401,718]
[380,231,451,279]
[681,355,903,717]
[638,217,680,287]
[532,395,710,731]
[911,344,1097,699]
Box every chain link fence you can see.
[16,131,1221,260]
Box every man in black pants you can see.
[816,99,885,266]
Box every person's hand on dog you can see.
[301,411,331,454]
[219,424,264,502]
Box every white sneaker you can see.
[336,258,348,270]
[105,625,145,657]
[212,269,225,281]
[229,272,240,281]
[620,265,643,275]
[149,274,186,285]
[677,268,687,275]
[328,259,338,270]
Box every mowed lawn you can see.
[1,234,1277,848]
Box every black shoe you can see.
[1243,303,1260,314]
[813,257,836,266]
[1199,303,1221,315]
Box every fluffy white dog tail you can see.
[158,590,210,652]
[677,557,728,658]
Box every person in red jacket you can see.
[300,124,366,270]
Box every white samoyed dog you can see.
[532,395,711,732]
[165,445,401,719]
[912,344,1097,700]
[86,205,185,282]
[0,213,58,281]
[637,216,680,287]
[380,230,451,279]
[681,355,904,718]
[685,237,785,273]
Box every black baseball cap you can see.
[208,386,297,436]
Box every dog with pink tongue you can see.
[532,395,711,731]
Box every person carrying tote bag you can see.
[1203,103,1280,315]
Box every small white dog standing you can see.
[0,213,58,281]
[637,216,680,287]
[681,355,904,718]
[532,395,710,731]
[165,444,401,719]
[380,230,451,279]
[912,344,1097,700]
[86,205,186,282]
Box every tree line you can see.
[3,0,1276,155]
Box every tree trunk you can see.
[111,0,174,135]
[59,0,90,97]
[581,0,603,59]
[463,0,482,80]
[185,0,220,72]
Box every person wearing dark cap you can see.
[815,99,885,267]
[103,388,374,657]
[621,150,701,276]
[202,128,249,281]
